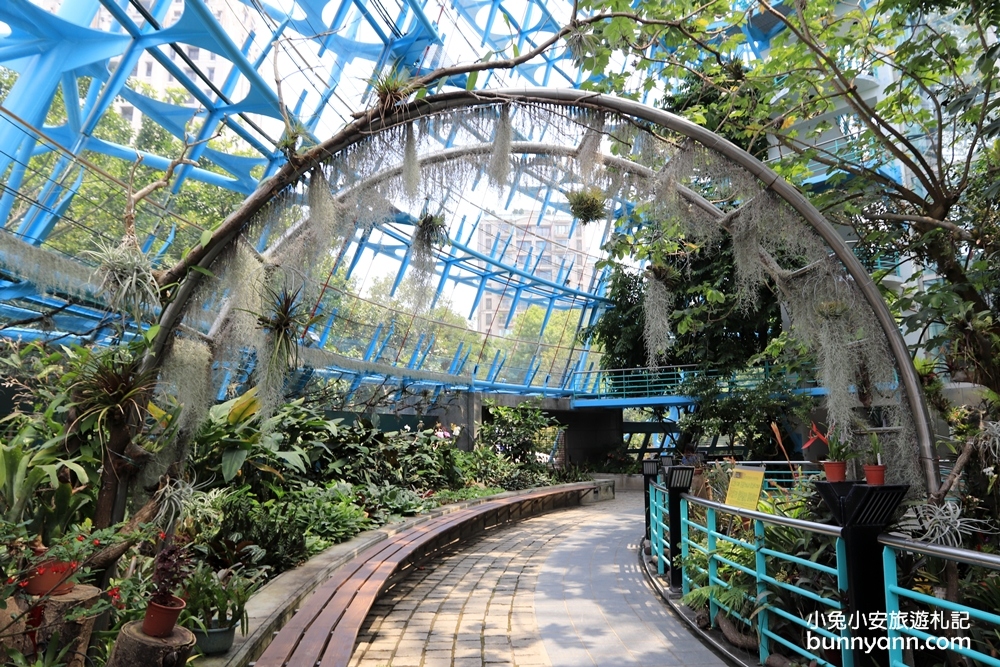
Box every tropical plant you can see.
[477,399,556,465]
[352,482,429,524]
[868,433,883,466]
[566,187,606,224]
[149,538,192,606]
[825,436,856,463]
[181,563,264,634]
[5,632,71,667]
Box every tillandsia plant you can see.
[367,65,412,115]
[413,213,448,251]
[566,187,606,224]
[255,282,321,375]
[87,238,160,326]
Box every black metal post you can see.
[663,466,694,591]
[642,459,659,544]
[815,481,908,667]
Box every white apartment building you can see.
[476,214,600,334]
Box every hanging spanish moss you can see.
[157,336,214,438]
[0,229,98,302]
[403,122,421,200]
[576,112,605,185]
[487,104,513,190]
[643,274,674,367]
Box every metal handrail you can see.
[879,534,1000,571]
[682,493,843,537]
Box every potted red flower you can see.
[24,525,117,596]
[141,537,192,638]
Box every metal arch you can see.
[153,88,937,493]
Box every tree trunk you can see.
[93,417,135,529]
[106,621,195,667]
[36,584,101,667]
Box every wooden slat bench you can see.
[253,483,597,667]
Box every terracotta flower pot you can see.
[142,595,186,637]
[822,460,847,483]
[864,464,887,486]
[23,560,76,596]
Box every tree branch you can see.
[865,213,973,241]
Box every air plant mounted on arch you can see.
[254,279,323,377]
[413,213,448,253]
[366,65,412,116]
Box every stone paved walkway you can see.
[348,491,725,667]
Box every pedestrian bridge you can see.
[569,364,826,409]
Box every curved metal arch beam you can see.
[263,140,640,304]
[152,87,937,494]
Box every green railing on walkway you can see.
[572,363,809,399]
[676,491,852,667]
[882,535,1000,667]
[650,483,1000,667]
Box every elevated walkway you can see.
[570,365,825,409]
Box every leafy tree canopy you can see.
[567,0,1000,392]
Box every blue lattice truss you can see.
[0,0,857,403]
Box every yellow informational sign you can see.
[725,466,766,510]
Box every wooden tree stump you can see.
[35,584,101,667]
[107,620,195,667]
[0,595,32,663]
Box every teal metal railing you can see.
[679,493,852,667]
[650,483,669,575]
[651,483,1000,667]
[882,535,1000,667]
[572,363,817,400]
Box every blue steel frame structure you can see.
[0,0,848,403]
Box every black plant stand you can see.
[814,481,908,667]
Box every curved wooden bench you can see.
[253,483,597,667]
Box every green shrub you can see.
[285,483,370,547]
[477,399,556,465]
[352,483,430,524]
[210,488,309,573]
[428,486,505,505]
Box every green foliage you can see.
[428,486,505,505]
[210,488,309,573]
[678,374,813,460]
[588,238,781,374]
[566,187,606,224]
[180,563,265,634]
[454,446,551,490]
[6,632,71,667]
[477,399,556,464]
[574,0,1000,396]
[352,482,430,524]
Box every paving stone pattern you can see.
[348,492,725,667]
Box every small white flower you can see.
[983,465,996,477]
[403,424,411,431]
